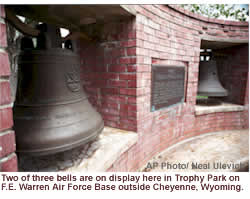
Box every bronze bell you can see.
[13,24,104,156]
[198,58,228,97]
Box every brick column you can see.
[80,20,137,132]
[0,5,18,172]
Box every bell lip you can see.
[197,91,228,97]
[16,122,104,156]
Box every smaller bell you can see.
[198,58,228,97]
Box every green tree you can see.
[180,4,249,21]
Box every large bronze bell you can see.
[198,58,228,97]
[14,24,104,156]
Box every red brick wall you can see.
[79,20,138,131]
[82,5,247,171]
[0,5,18,172]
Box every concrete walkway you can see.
[141,130,249,172]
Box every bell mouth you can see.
[196,98,222,106]
[197,90,228,97]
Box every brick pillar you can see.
[80,20,137,132]
[0,5,18,172]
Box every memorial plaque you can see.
[151,65,186,111]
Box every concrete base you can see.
[195,102,245,116]
[141,130,249,172]
[65,127,138,172]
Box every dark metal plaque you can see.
[151,65,185,111]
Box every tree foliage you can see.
[180,4,249,21]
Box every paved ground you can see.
[141,130,249,172]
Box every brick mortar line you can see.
[0,48,7,52]
[0,129,13,136]
[0,103,13,109]
[0,17,5,24]
[0,77,9,82]
[0,152,15,163]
